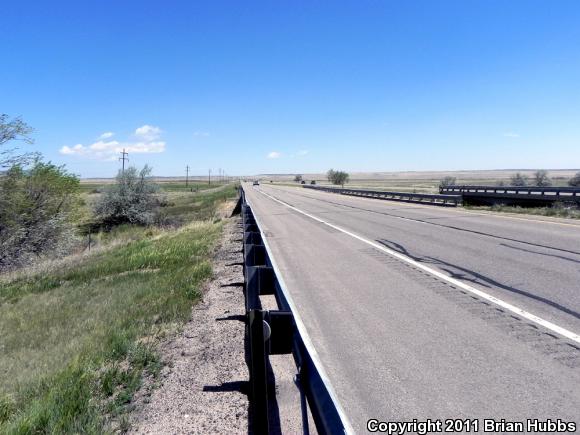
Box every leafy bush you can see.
[327,169,350,186]
[0,114,38,168]
[569,171,580,187]
[510,172,529,186]
[533,170,552,187]
[94,166,162,226]
[439,176,456,188]
[0,161,80,271]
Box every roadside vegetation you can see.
[0,162,81,271]
[439,176,456,188]
[327,169,349,187]
[0,182,238,433]
[569,171,580,187]
[0,114,240,433]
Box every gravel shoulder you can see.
[129,216,249,434]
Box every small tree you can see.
[327,169,336,183]
[0,161,80,271]
[510,173,529,186]
[327,169,349,187]
[294,174,303,183]
[568,171,580,187]
[439,176,457,188]
[1,114,39,168]
[95,165,161,226]
[533,170,552,187]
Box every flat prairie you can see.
[257,169,579,193]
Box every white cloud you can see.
[297,150,309,156]
[59,144,86,155]
[89,140,120,151]
[267,151,281,159]
[135,125,162,141]
[503,132,520,138]
[99,131,115,139]
[59,125,166,160]
[124,141,166,153]
[193,131,210,137]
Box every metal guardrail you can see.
[439,185,580,206]
[440,185,580,197]
[303,185,461,206]
[235,188,349,435]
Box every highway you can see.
[243,183,580,433]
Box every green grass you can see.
[465,203,580,219]
[160,183,238,224]
[0,185,239,433]
[79,180,229,194]
[156,181,227,192]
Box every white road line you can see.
[245,190,355,435]
[255,187,580,345]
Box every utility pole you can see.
[186,165,189,187]
[208,169,211,185]
[119,148,129,173]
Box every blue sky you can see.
[2,1,579,177]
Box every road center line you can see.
[255,187,580,344]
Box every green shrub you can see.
[0,161,80,271]
[569,171,580,187]
[94,165,162,226]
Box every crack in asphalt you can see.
[499,243,580,265]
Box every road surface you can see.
[243,183,580,433]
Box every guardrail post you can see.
[248,309,270,434]
[266,310,294,355]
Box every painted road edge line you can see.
[256,187,580,345]
[245,190,356,435]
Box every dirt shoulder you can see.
[129,216,248,434]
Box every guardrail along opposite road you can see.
[303,184,461,206]
[234,188,349,435]
[440,185,580,206]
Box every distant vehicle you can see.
[301,180,306,184]
[310,180,316,185]
[253,180,259,186]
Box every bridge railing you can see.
[439,185,580,198]
[304,184,461,206]
[235,188,350,435]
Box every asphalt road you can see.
[243,183,580,434]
